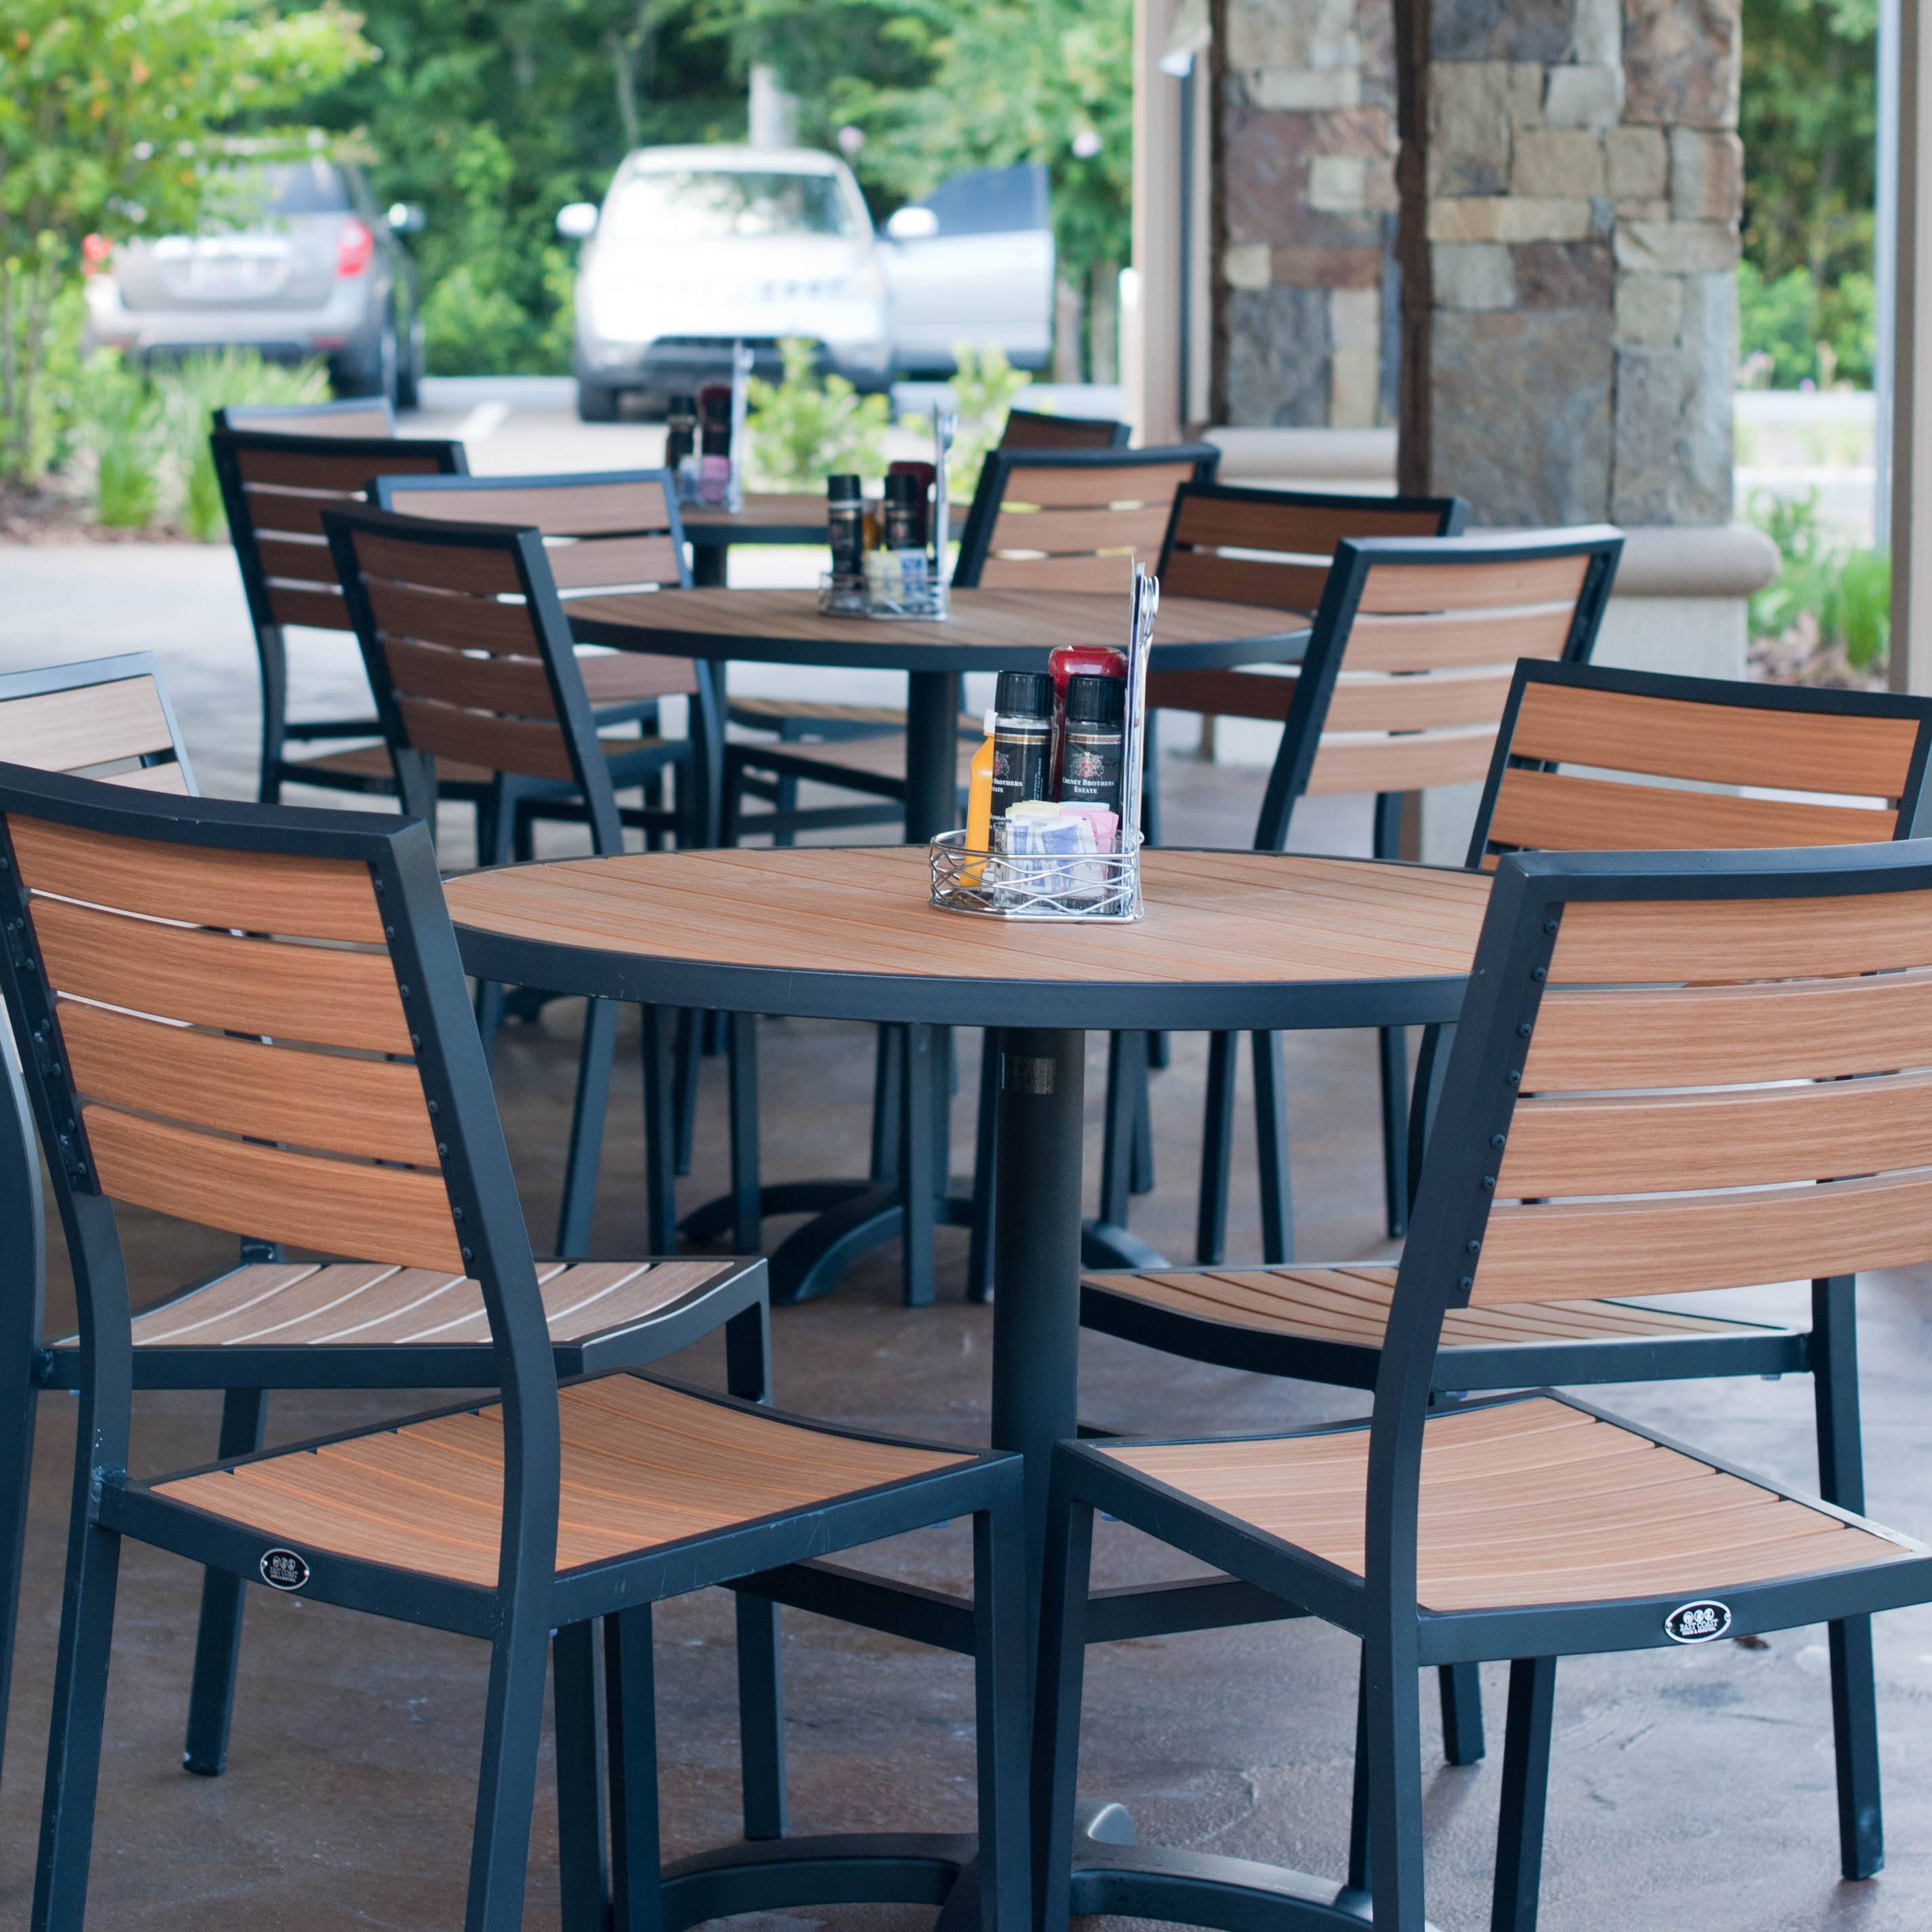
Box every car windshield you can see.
[204,160,351,225]
[604,169,859,242]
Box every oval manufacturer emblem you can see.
[1663,1599,1731,1644]
[259,1547,310,1592]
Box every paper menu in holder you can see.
[727,341,753,516]
[1119,563,1159,848]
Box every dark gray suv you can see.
[83,157,426,407]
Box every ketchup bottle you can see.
[1047,644,1127,790]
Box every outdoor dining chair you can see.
[0,653,777,1834]
[1125,522,1621,1269]
[1089,481,1473,1255]
[322,499,738,1262]
[1082,659,1932,1793]
[0,767,1028,1932]
[1039,838,1932,1932]
[210,425,680,834]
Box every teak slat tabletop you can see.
[447,845,1490,1032]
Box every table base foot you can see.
[1081,1218,1169,1271]
[1065,1839,1399,1932]
[659,1831,976,1931]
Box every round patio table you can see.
[563,585,1309,843]
[679,492,968,586]
[449,842,1485,1931]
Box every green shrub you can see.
[1738,262,1876,389]
[746,337,893,489]
[1824,545,1890,672]
[79,357,164,529]
[153,350,330,541]
[940,343,1032,501]
[1746,488,1890,672]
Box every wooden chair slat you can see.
[1305,726,1499,796]
[1491,767,1894,854]
[1342,602,1587,674]
[31,896,411,1054]
[999,409,1126,450]
[225,402,395,438]
[0,677,174,775]
[384,480,674,537]
[235,444,450,492]
[1501,1068,1932,1197]
[265,582,349,631]
[83,1102,462,1273]
[396,695,581,783]
[378,637,558,722]
[5,813,387,942]
[351,528,525,598]
[546,535,682,590]
[1354,552,1591,614]
[993,459,1199,509]
[1146,667,1298,722]
[577,650,699,703]
[107,761,190,794]
[1471,1168,1932,1303]
[1160,548,1330,611]
[241,487,336,539]
[1170,492,1449,555]
[59,998,440,1167]
[1525,970,1932,1092]
[1549,889,1932,986]
[252,533,336,587]
[362,575,538,655]
[986,503,1174,556]
[1509,676,1920,800]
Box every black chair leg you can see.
[1380,1024,1408,1239]
[726,1013,762,1255]
[1347,1651,1371,1893]
[604,1605,664,1932]
[1097,1032,1140,1231]
[774,776,799,847]
[32,1513,123,1932]
[1440,1661,1486,1766]
[463,1615,553,1932]
[1813,1273,1883,1878]
[1195,1031,1237,1266]
[1129,1040,1155,1197]
[724,1302,788,1839]
[553,1624,609,1932]
[900,1025,937,1308]
[1490,1658,1556,1932]
[475,979,509,1069]
[1252,1030,1294,1264]
[1032,1480,1095,1932]
[1363,1629,1429,1932]
[966,1031,997,1305]
[182,1387,267,1776]
[641,1005,678,1254]
[973,1499,1032,1932]
[556,998,619,1259]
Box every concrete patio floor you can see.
[1,544,1930,1930]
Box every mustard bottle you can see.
[963,708,996,885]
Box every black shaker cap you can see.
[1065,673,1126,725]
[994,670,1054,716]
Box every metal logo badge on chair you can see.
[258,1549,310,1593]
[1664,1600,1733,1644]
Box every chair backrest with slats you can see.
[952,443,1220,592]
[1250,527,1623,850]
[1469,659,1932,868]
[214,398,398,439]
[0,654,196,796]
[368,469,697,704]
[1367,841,1932,1611]
[1142,482,1468,731]
[0,769,559,1573]
[211,427,468,641]
[998,408,1131,452]
[322,503,626,848]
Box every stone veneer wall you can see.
[1215,0,1402,429]
[1214,0,1741,527]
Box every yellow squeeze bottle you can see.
[963,709,997,884]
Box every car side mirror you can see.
[885,206,939,242]
[386,203,427,235]
[556,202,600,242]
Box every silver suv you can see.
[83,157,425,407]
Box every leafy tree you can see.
[1741,0,1876,292]
[0,0,371,481]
